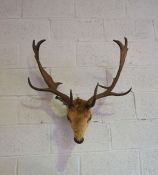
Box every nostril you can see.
[74,137,84,144]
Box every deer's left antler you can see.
[86,37,132,108]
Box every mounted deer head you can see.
[28,38,131,144]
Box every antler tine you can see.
[28,39,73,107]
[87,37,131,107]
[86,83,99,109]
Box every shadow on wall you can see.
[21,72,76,172]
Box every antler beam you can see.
[28,40,73,107]
[87,37,132,107]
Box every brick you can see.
[153,0,158,19]
[81,151,140,175]
[19,41,76,68]
[127,41,158,67]
[18,155,79,175]
[51,121,110,153]
[111,120,158,149]
[0,125,50,156]
[50,67,106,94]
[93,92,136,121]
[0,97,18,125]
[18,96,66,124]
[0,68,51,95]
[107,67,158,92]
[104,20,135,41]
[51,19,104,41]
[0,0,21,18]
[126,0,154,19]
[77,41,117,67]
[77,39,157,68]
[0,19,50,44]
[0,157,17,175]
[135,92,158,119]
[76,0,125,18]
[0,44,19,68]
[104,19,154,41]
[23,0,74,17]
[140,150,158,175]
[135,20,154,40]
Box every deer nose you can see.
[74,137,84,144]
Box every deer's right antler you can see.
[28,40,73,107]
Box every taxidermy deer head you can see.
[28,38,131,144]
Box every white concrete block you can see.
[23,0,74,17]
[77,41,117,67]
[51,19,104,41]
[19,41,76,68]
[135,20,154,40]
[126,0,154,19]
[0,44,19,68]
[0,125,50,156]
[111,120,158,149]
[0,19,50,44]
[0,0,21,18]
[107,67,158,92]
[51,121,110,153]
[104,19,154,41]
[18,96,65,124]
[93,93,136,121]
[104,20,135,41]
[135,92,158,119]
[0,157,17,175]
[76,0,125,18]
[81,151,140,175]
[152,0,158,19]
[127,41,158,67]
[0,68,52,95]
[0,97,18,125]
[50,67,106,94]
[18,155,79,175]
[140,150,158,175]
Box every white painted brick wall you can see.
[81,151,140,175]
[51,18,104,41]
[0,157,17,175]
[0,125,50,156]
[140,150,158,175]
[111,120,158,149]
[18,155,80,175]
[0,0,158,175]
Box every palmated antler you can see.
[28,39,73,107]
[87,37,132,108]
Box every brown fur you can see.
[67,98,91,141]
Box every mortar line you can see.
[16,158,19,175]
[73,0,77,18]
[132,90,138,120]
[79,155,81,175]
[20,0,23,18]
[102,17,106,41]
[138,151,143,175]
[108,122,113,151]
